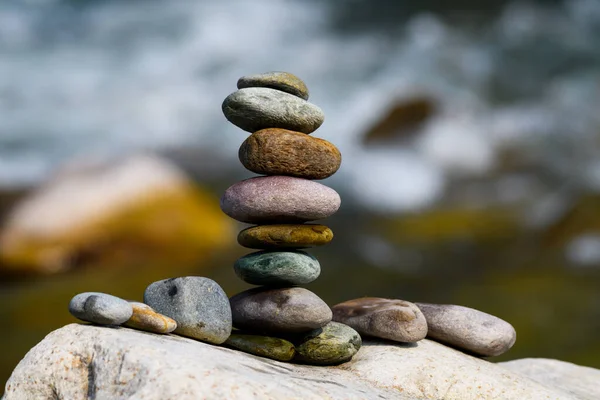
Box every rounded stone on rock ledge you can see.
[124,301,177,334]
[293,322,362,365]
[237,224,333,249]
[239,128,341,179]
[144,277,232,344]
[222,88,324,134]
[237,71,309,100]
[69,292,133,326]
[332,297,427,343]
[220,176,340,224]
[230,287,332,334]
[415,303,517,357]
[234,250,320,286]
[225,332,296,362]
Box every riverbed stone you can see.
[69,292,133,326]
[234,250,320,286]
[225,332,296,362]
[237,224,333,249]
[332,297,427,343]
[237,72,309,100]
[415,303,516,357]
[293,322,362,365]
[123,301,177,334]
[239,128,341,179]
[144,277,232,344]
[222,88,324,134]
[230,287,332,334]
[220,176,340,224]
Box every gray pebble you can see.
[220,176,341,224]
[293,322,362,365]
[416,303,517,357]
[234,250,320,286]
[332,297,428,343]
[230,287,332,334]
[69,292,133,325]
[237,71,309,100]
[144,277,232,344]
[222,87,324,134]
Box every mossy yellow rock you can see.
[237,224,333,249]
[0,154,233,275]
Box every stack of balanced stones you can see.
[66,71,517,366]
[220,71,362,364]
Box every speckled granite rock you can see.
[234,250,320,286]
[69,292,133,325]
[230,287,331,334]
[237,72,309,100]
[293,322,361,365]
[237,224,333,249]
[220,176,340,224]
[123,301,177,334]
[416,303,516,357]
[144,277,232,344]
[332,297,427,343]
[239,128,341,179]
[4,324,584,400]
[225,332,295,362]
[222,88,324,134]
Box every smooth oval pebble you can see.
[237,71,309,100]
[230,287,332,334]
[123,301,177,334]
[222,88,324,134]
[69,292,133,326]
[293,322,362,366]
[225,332,296,362]
[239,128,341,179]
[220,176,341,224]
[234,250,320,286]
[416,303,517,357]
[332,297,428,343]
[144,277,232,344]
[237,224,333,249]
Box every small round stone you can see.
[222,88,324,134]
[144,277,232,344]
[237,224,333,249]
[237,71,309,100]
[69,292,133,326]
[220,176,341,224]
[416,303,517,357]
[332,297,427,343]
[293,322,362,365]
[225,332,296,362]
[239,128,341,179]
[230,287,332,334]
[123,301,177,334]
[234,250,320,286]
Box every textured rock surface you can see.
[222,88,324,134]
[239,128,341,179]
[220,176,341,224]
[500,358,600,400]
[293,322,361,365]
[144,277,232,344]
[416,303,516,356]
[5,324,586,400]
[237,72,309,100]
[230,287,332,334]
[123,301,177,334]
[234,250,320,286]
[68,292,133,325]
[237,224,333,249]
[225,332,295,362]
[332,297,428,343]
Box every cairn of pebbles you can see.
[220,71,362,364]
[66,71,517,367]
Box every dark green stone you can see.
[293,322,362,365]
[234,250,320,286]
[225,333,295,361]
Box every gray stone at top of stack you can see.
[237,71,310,100]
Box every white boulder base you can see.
[4,324,593,400]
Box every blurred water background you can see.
[1,0,600,390]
